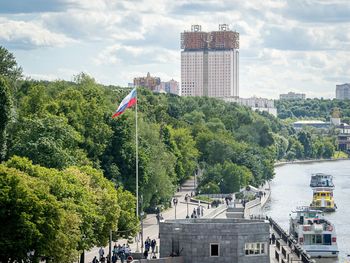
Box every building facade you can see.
[336,83,350,100]
[134,72,161,91]
[222,97,277,117]
[279,92,306,100]
[181,24,239,98]
[159,218,269,263]
[158,79,180,95]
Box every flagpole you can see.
[135,87,140,252]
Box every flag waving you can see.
[112,88,137,118]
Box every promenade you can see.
[85,176,219,262]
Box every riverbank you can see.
[274,157,350,167]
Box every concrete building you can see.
[336,83,350,100]
[222,97,277,117]
[159,218,269,263]
[158,79,180,95]
[181,24,239,98]
[279,92,306,100]
[134,72,161,91]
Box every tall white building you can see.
[336,83,350,100]
[181,24,239,98]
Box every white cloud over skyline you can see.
[0,0,349,99]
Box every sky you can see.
[0,0,349,99]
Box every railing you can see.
[269,217,315,263]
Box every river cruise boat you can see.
[310,188,337,212]
[310,173,334,188]
[289,207,338,258]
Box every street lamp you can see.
[173,197,178,219]
[185,194,189,218]
[207,185,210,209]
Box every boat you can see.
[310,173,334,188]
[309,173,336,212]
[289,207,338,258]
[310,188,337,212]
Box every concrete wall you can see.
[159,219,269,263]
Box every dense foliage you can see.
[276,98,350,124]
[0,156,137,263]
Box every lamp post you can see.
[207,185,210,209]
[173,197,178,219]
[140,211,144,252]
[186,195,189,218]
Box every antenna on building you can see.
[191,25,202,32]
[219,24,229,31]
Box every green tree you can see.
[1,156,135,262]
[0,46,22,80]
[9,115,89,169]
[0,77,11,161]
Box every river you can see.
[264,159,350,263]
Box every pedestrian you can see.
[143,249,149,259]
[193,208,196,216]
[200,206,204,216]
[145,237,151,252]
[197,205,201,217]
[99,247,105,261]
[92,256,99,263]
[271,233,276,244]
[156,213,160,224]
[151,239,156,253]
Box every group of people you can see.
[190,206,204,218]
[143,237,157,259]
[92,244,131,263]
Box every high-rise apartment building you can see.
[181,24,239,98]
[336,83,350,100]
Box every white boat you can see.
[310,173,334,188]
[289,207,338,258]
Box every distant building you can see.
[336,123,350,151]
[279,92,306,100]
[336,83,350,100]
[159,218,269,263]
[157,79,180,95]
[181,24,239,98]
[133,72,161,91]
[293,120,330,130]
[222,97,277,117]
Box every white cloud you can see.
[3,0,350,99]
[0,18,75,49]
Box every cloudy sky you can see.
[1,0,349,99]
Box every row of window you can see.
[209,242,267,257]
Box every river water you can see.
[264,160,350,263]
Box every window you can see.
[245,242,267,255]
[210,243,219,257]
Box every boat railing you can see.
[269,217,315,263]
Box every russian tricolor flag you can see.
[112,88,137,118]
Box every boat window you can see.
[312,235,323,244]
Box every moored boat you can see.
[289,207,338,258]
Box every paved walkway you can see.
[85,176,219,262]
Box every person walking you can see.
[99,247,105,261]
